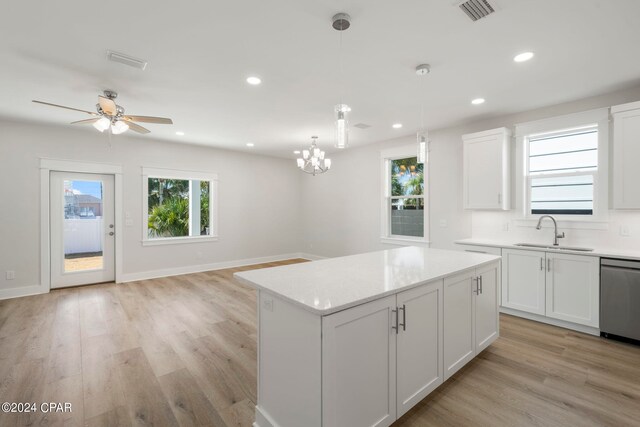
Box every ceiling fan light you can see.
[111,120,129,135]
[93,117,111,132]
[296,158,305,168]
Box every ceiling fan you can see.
[32,90,173,135]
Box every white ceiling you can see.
[1,0,640,158]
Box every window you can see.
[381,147,428,243]
[527,126,597,215]
[142,168,218,244]
[516,108,609,222]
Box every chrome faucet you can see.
[536,215,565,246]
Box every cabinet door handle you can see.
[479,275,483,294]
[547,258,551,272]
[540,258,544,270]
[498,193,502,204]
[399,304,406,331]
[391,308,399,334]
[473,277,479,295]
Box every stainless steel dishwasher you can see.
[601,258,640,343]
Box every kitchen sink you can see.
[514,243,594,252]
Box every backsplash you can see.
[471,210,640,251]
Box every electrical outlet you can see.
[503,222,510,232]
[263,298,274,312]
[439,219,448,228]
[5,271,15,280]
[620,225,631,237]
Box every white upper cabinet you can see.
[612,101,640,209]
[463,127,512,210]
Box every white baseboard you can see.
[254,405,279,427]
[119,252,326,283]
[0,284,48,301]
[0,252,330,301]
[297,252,327,261]
[500,307,600,336]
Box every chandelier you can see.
[296,136,332,176]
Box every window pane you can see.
[200,181,210,236]
[529,129,598,174]
[148,178,190,238]
[391,157,424,196]
[63,180,104,272]
[530,175,593,215]
[391,198,424,237]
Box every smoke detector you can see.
[457,0,495,22]
[332,13,351,31]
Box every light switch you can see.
[5,271,15,280]
[439,219,448,228]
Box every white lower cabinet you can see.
[396,281,443,417]
[322,295,397,427]
[501,248,600,328]
[444,264,500,380]
[501,249,546,315]
[545,252,600,327]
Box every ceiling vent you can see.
[106,50,148,70]
[354,123,372,129]
[458,0,495,21]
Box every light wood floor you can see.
[1,259,639,427]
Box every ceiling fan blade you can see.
[71,118,101,125]
[32,100,97,115]
[123,115,173,124]
[123,120,150,134]
[98,95,117,115]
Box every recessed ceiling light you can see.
[471,98,485,105]
[514,52,534,63]
[175,131,185,136]
[246,142,255,147]
[392,123,403,129]
[246,76,261,85]
[293,150,301,154]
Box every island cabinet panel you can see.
[475,262,500,352]
[322,295,397,427]
[396,280,444,418]
[443,271,476,380]
[256,292,322,427]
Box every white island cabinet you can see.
[234,247,501,427]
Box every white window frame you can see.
[142,167,219,246]
[514,108,609,228]
[380,145,430,245]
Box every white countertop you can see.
[234,246,500,315]
[456,238,640,261]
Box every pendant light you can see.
[332,13,351,149]
[416,64,431,164]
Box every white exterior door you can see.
[501,249,546,315]
[443,271,475,380]
[475,262,499,353]
[50,172,115,288]
[396,280,443,417]
[322,295,397,427]
[545,253,600,327]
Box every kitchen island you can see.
[234,246,501,427]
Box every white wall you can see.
[301,84,640,258]
[0,119,302,297]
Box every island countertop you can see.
[234,246,500,315]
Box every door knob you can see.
[109,231,115,236]
[109,224,114,228]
